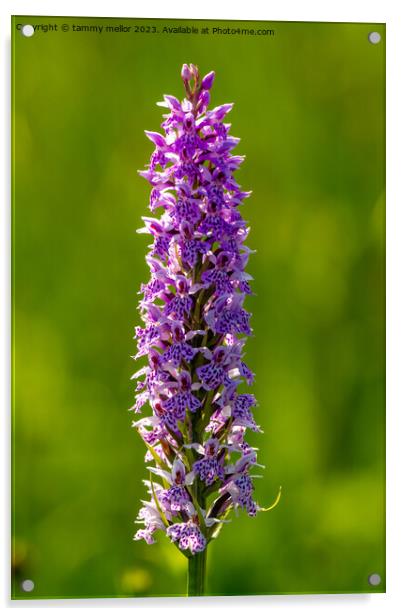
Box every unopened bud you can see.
[181,64,191,81]
[201,71,215,90]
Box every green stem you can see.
[187,456,208,596]
[187,547,207,596]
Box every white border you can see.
[2,1,401,614]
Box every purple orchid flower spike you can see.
[131,64,280,597]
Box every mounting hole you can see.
[368,32,381,44]
[368,573,381,586]
[21,579,34,592]
[21,25,35,38]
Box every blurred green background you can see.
[12,17,385,598]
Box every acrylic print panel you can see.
[11,16,385,599]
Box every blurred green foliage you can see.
[12,17,385,598]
